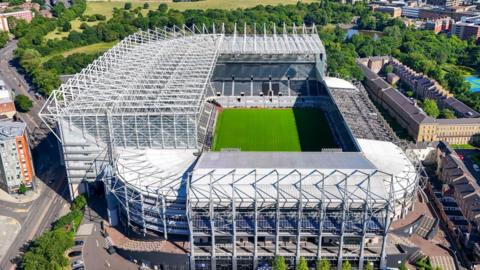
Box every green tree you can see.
[364,261,374,270]
[18,183,27,194]
[71,195,87,211]
[422,99,440,118]
[14,94,33,112]
[62,21,72,32]
[316,259,331,270]
[342,260,352,270]
[399,263,408,270]
[0,32,9,49]
[124,2,132,10]
[158,3,168,13]
[297,257,308,270]
[384,64,394,74]
[143,2,149,9]
[273,255,287,270]
[440,108,455,119]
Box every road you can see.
[0,167,68,270]
[0,40,70,270]
[0,40,51,146]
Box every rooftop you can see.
[0,121,26,140]
[40,25,324,122]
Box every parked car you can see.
[71,260,84,268]
[68,251,82,257]
[74,240,85,246]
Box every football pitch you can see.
[212,108,337,152]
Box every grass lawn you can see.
[212,108,336,152]
[40,41,117,63]
[85,0,318,18]
[451,144,478,150]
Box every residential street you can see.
[0,40,51,146]
[0,40,70,270]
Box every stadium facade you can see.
[40,25,421,270]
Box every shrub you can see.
[273,255,287,270]
[18,183,28,194]
[316,259,331,270]
[124,2,132,10]
[143,2,149,9]
[14,94,33,112]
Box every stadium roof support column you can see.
[316,173,326,260]
[358,175,372,270]
[380,175,394,270]
[209,173,216,270]
[295,170,303,263]
[231,171,237,270]
[274,171,280,255]
[162,196,168,239]
[337,171,349,270]
[186,175,196,270]
[253,170,258,270]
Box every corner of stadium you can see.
[39,24,421,270]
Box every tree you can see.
[18,183,27,194]
[342,260,352,270]
[440,108,455,119]
[124,2,132,10]
[62,21,72,32]
[71,195,87,211]
[364,261,374,270]
[14,94,33,112]
[143,2,149,9]
[384,64,394,74]
[317,258,331,270]
[273,255,287,270]
[158,3,168,13]
[297,257,308,270]
[0,31,9,49]
[399,263,408,270]
[422,99,440,118]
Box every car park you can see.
[74,239,85,246]
[68,250,82,257]
[71,260,84,268]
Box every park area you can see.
[212,108,337,152]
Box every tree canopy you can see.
[14,94,33,112]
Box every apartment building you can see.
[451,15,480,41]
[0,120,34,193]
[424,17,452,33]
[357,57,480,145]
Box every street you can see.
[0,40,70,270]
[0,40,51,147]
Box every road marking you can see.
[96,240,99,247]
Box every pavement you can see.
[78,197,138,270]
[0,178,43,204]
[0,216,21,263]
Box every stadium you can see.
[40,25,420,270]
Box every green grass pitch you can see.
[212,108,337,152]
